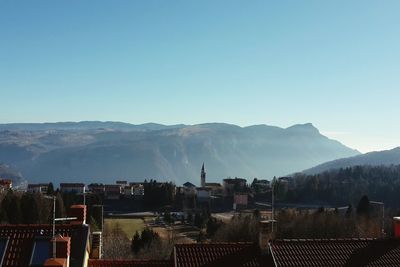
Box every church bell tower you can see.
[201,163,206,187]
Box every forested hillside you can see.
[282,165,400,207]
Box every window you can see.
[30,238,51,267]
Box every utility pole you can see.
[44,195,57,258]
[271,178,277,233]
[52,195,56,258]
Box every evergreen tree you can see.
[345,204,353,218]
[55,192,66,218]
[131,231,141,253]
[2,191,22,223]
[21,193,39,223]
[47,182,54,195]
[357,195,371,217]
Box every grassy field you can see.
[104,218,145,238]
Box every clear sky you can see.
[1,0,399,153]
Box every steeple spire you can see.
[201,162,206,187]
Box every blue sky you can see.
[1,0,400,153]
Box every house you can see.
[196,187,211,202]
[88,259,172,267]
[223,178,247,197]
[182,182,197,196]
[233,193,248,210]
[132,184,144,197]
[60,183,85,194]
[204,182,223,196]
[27,183,49,194]
[88,243,270,267]
[5,213,400,267]
[116,180,128,186]
[122,185,133,197]
[173,243,270,266]
[268,238,400,266]
[104,184,121,200]
[0,205,90,267]
[88,183,105,195]
[261,217,400,267]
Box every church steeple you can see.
[201,162,206,187]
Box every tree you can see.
[103,222,131,259]
[206,217,222,237]
[131,227,160,254]
[1,191,22,224]
[345,204,353,218]
[21,193,39,223]
[357,195,371,217]
[212,214,259,242]
[131,231,141,253]
[55,192,66,218]
[47,183,54,195]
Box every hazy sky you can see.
[1,1,400,153]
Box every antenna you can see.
[44,195,56,257]
[44,195,78,258]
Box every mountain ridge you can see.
[0,121,360,185]
[303,146,400,175]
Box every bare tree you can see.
[103,222,132,259]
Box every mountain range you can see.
[0,122,360,185]
[303,146,400,175]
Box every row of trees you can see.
[204,195,387,242]
[143,180,175,209]
[0,190,102,232]
[0,190,65,224]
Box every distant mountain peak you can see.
[286,123,320,134]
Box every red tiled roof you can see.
[270,238,400,267]
[88,259,172,267]
[174,242,270,267]
[0,224,89,267]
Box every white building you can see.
[60,183,85,194]
[27,183,49,194]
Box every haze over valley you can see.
[0,121,359,185]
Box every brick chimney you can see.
[43,258,67,267]
[44,236,71,267]
[394,217,400,238]
[68,205,86,224]
[90,231,102,259]
[259,220,276,254]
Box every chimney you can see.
[90,231,103,259]
[68,205,87,224]
[44,236,71,267]
[43,258,67,267]
[393,217,400,238]
[259,220,276,254]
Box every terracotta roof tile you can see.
[270,238,400,267]
[0,224,89,267]
[174,242,269,267]
[88,259,172,267]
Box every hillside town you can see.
[22,163,278,214]
[1,163,400,266]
